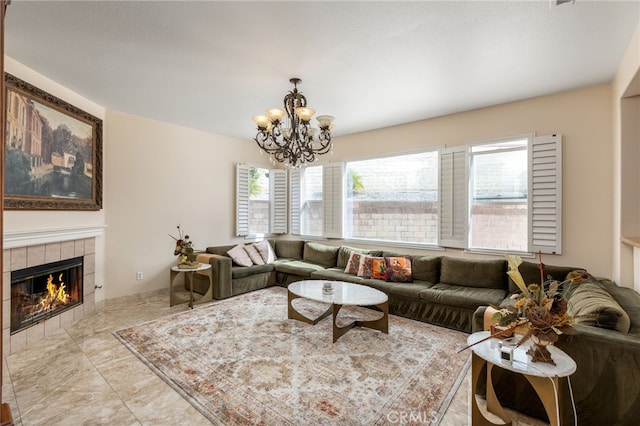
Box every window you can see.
[236,164,287,237]
[290,164,341,237]
[469,138,528,251]
[439,134,562,254]
[344,151,438,244]
[284,134,561,254]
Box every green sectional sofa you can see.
[193,239,640,426]
[196,239,509,332]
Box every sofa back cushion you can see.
[440,257,507,289]
[274,240,305,260]
[511,261,582,293]
[303,242,339,268]
[412,256,441,284]
[206,244,237,256]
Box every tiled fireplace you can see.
[3,236,97,355]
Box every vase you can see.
[527,334,555,365]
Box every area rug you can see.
[114,287,471,425]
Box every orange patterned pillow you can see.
[371,257,387,280]
[385,256,413,283]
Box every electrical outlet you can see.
[136,272,143,281]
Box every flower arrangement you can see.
[491,253,584,363]
[169,225,196,267]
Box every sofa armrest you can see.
[197,253,233,299]
[472,306,488,333]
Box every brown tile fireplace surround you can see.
[3,233,99,355]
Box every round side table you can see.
[169,263,213,308]
[467,331,576,426]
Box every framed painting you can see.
[4,73,103,210]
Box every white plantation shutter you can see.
[289,168,301,235]
[235,163,250,236]
[439,147,468,248]
[323,163,343,238]
[529,134,562,254]
[270,169,288,234]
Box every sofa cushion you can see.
[411,256,441,284]
[311,267,359,281]
[231,264,274,279]
[274,240,305,260]
[564,275,631,333]
[303,242,339,268]
[274,260,327,278]
[385,256,413,283]
[363,278,432,299]
[419,283,506,309]
[227,244,253,267]
[440,257,507,289]
[510,261,582,293]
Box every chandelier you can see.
[252,78,335,168]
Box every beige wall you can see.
[103,111,266,299]
[331,84,614,279]
[3,57,108,299]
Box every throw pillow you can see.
[244,243,265,265]
[227,244,253,267]
[254,240,277,264]
[385,256,413,283]
[371,257,387,280]
[344,252,363,275]
[357,255,375,279]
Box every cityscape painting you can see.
[4,73,102,210]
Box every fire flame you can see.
[39,273,69,311]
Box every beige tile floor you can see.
[1,290,548,425]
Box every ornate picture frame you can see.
[4,73,102,210]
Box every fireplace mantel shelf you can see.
[3,225,107,249]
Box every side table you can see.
[467,331,576,426]
[169,263,213,308]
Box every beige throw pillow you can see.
[244,244,265,265]
[227,244,253,267]
[255,240,277,264]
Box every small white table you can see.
[467,331,576,426]
[169,263,213,308]
[287,280,389,342]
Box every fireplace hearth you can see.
[11,257,84,334]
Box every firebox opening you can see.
[11,256,83,334]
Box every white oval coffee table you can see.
[287,280,389,343]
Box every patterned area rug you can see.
[114,287,471,425]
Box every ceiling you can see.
[5,1,640,140]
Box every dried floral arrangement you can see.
[462,252,587,364]
[169,225,197,267]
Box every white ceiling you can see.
[5,1,640,140]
